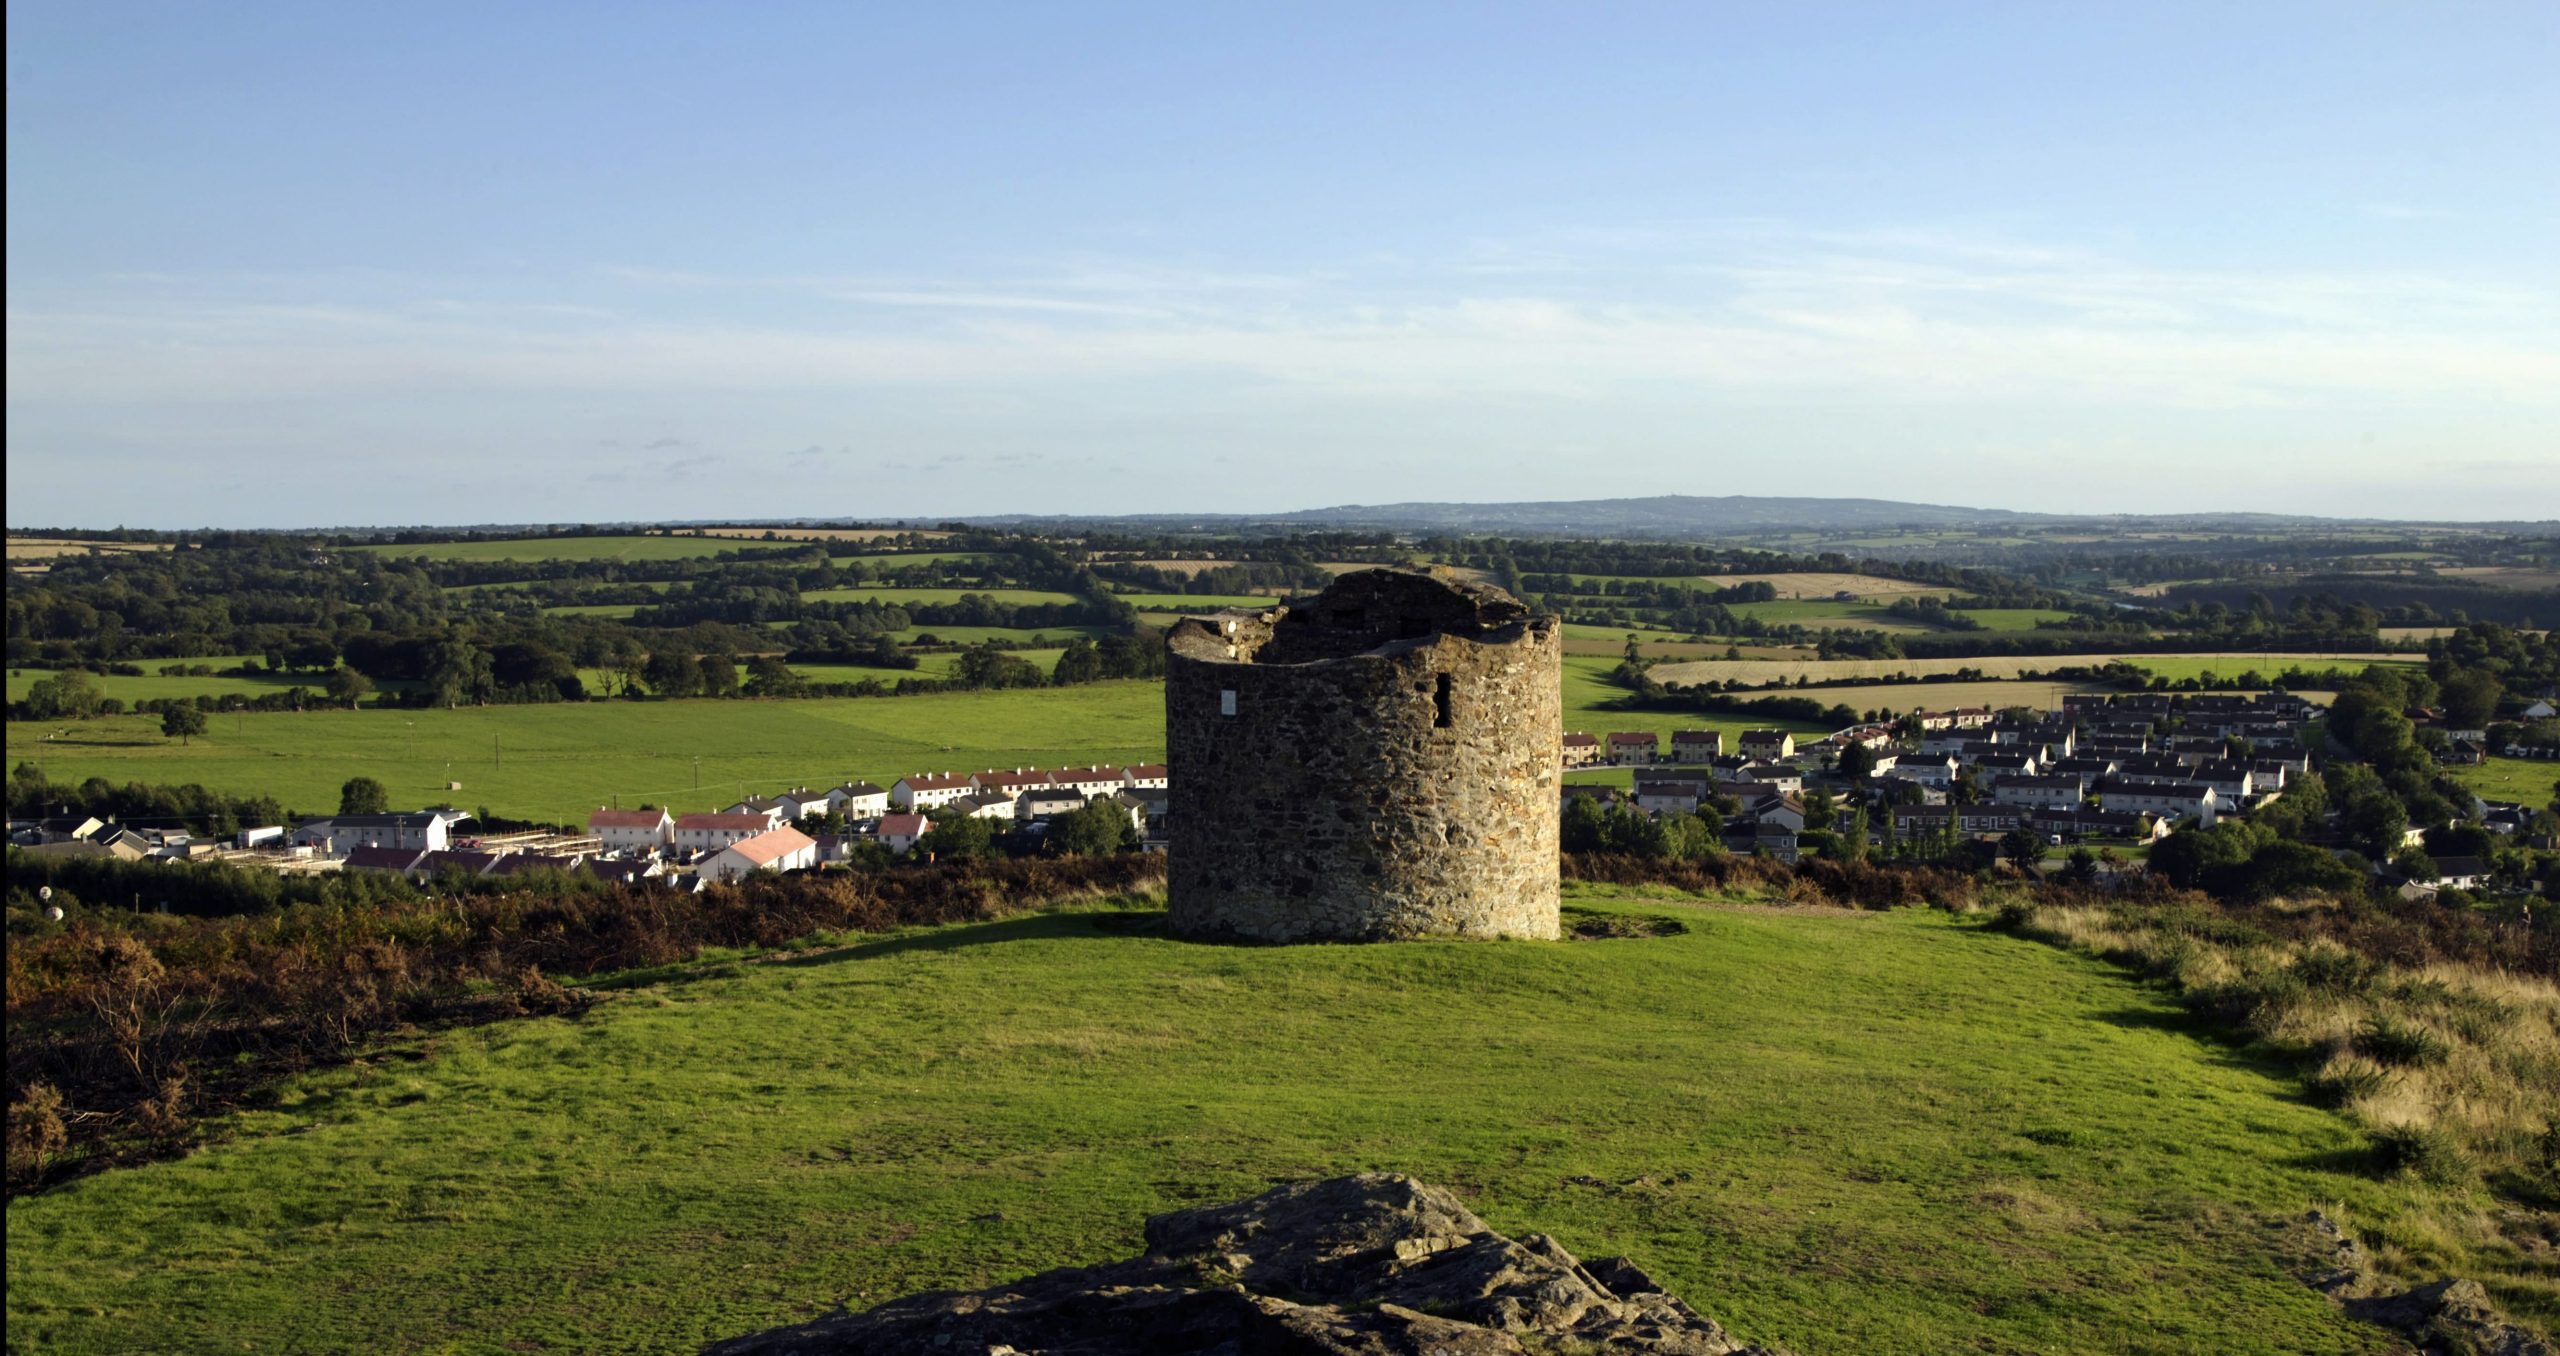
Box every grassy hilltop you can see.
[5,889,2454,1354]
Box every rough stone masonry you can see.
[1162,568,1562,942]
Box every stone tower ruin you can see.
[1163,568,1562,942]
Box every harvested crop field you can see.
[1650,651,2419,689]
[5,537,170,564]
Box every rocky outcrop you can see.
[707,1173,1790,1355]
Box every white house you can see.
[1120,763,1170,791]
[891,773,975,811]
[879,813,934,855]
[697,826,818,883]
[2099,782,2218,828]
[948,791,1017,821]
[1606,732,1661,764]
[673,812,774,853]
[588,807,674,852]
[1015,788,1086,821]
[1899,755,1960,788]
[720,797,794,829]
[1991,775,2086,811]
[824,782,891,819]
[1049,765,1130,797]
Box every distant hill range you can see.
[961,494,2400,537]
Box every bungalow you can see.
[891,773,976,811]
[2099,781,2218,827]
[824,782,892,819]
[1669,730,1724,762]
[1606,732,1662,764]
[588,807,674,852]
[324,811,457,857]
[878,813,934,856]
[2431,856,2492,891]
[1633,780,1704,816]
[1015,788,1087,821]
[673,812,774,853]
[1992,775,2087,811]
[1738,730,1795,760]
[698,826,819,884]
[1560,732,1604,768]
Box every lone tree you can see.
[2000,826,2046,871]
[325,666,374,709]
[159,705,208,745]
[340,776,391,815]
[1047,798,1139,857]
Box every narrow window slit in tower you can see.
[1434,673,1454,728]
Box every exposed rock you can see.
[706,1173,1790,1355]
[2346,1279,2553,1356]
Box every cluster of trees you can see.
[7,764,295,838]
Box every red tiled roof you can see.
[589,809,669,829]
[1121,764,1168,778]
[900,773,973,791]
[1561,732,1600,746]
[676,813,772,832]
[1606,732,1655,744]
[879,814,932,836]
[973,769,1053,790]
[722,826,815,866]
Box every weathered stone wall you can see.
[1165,569,1561,942]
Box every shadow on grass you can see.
[771,908,1172,968]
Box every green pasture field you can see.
[827,551,994,568]
[899,624,1117,646]
[2,892,2446,1354]
[540,603,643,618]
[1558,657,1831,747]
[2450,755,2559,807]
[1725,600,1942,634]
[1108,592,1286,610]
[8,659,327,704]
[1,682,1167,823]
[802,586,1084,607]
[1650,653,2421,691]
[1952,608,2076,631]
[355,536,755,563]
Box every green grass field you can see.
[2,892,2437,1353]
[3,682,1167,823]
[7,658,319,704]
[2450,755,2559,807]
[1723,600,1944,634]
[898,625,1117,646]
[1108,592,1286,609]
[827,551,994,568]
[356,536,759,563]
[1953,608,2076,632]
[801,586,1084,608]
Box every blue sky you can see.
[8,1,2557,528]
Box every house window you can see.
[1220,689,1237,717]
[1435,673,1454,728]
